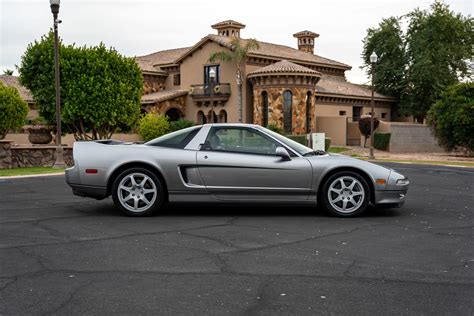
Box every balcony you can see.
[190,83,231,106]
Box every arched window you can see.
[283,90,293,134]
[261,91,269,127]
[165,108,183,122]
[208,110,218,123]
[219,110,227,123]
[197,111,206,124]
[306,91,312,133]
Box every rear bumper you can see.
[66,164,107,200]
[70,184,108,200]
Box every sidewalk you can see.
[340,146,474,167]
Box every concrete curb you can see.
[0,172,65,180]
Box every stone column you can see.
[0,140,13,169]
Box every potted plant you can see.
[26,117,53,144]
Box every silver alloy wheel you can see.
[117,172,158,213]
[327,176,365,214]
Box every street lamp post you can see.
[369,52,378,160]
[50,0,65,168]
[209,68,216,123]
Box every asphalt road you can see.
[0,163,473,315]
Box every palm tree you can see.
[209,38,259,123]
[2,69,14,76]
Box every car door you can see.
[196,126,312,201]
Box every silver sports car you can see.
[65,123,409,217]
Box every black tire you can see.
[320,171,370,217]
[111,167,165,216]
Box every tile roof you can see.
[293,30,319,38]
[137,35,351,72]
[0,75,34,103]
[316,75,395,100]
[211,20,246,29]
[248,60,321,77]
[141,89,188,104]
[134,58,167,75]
[192,35,351,69]
[135,47,191,68]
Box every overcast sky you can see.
[1,0,471,84]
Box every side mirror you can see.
[275,147,291,160]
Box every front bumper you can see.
[374,190,407,207]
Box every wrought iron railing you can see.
[189,83,231,98]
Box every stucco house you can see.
[135,20,399,145]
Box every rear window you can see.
[146,126,201,149]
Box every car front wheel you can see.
[112,168,165,216]
[321,171,370,217]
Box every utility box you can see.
[307,133,325,151]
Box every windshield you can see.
[146,126,201,148]
[261,128,314,156]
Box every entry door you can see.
[196,127,312,201]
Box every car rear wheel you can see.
[321,171,370,217]
[112,168,165,216]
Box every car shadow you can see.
[80,200,403,218]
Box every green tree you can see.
[403,1,473,121]
[19,32,143,140]
[362,1,473,120]
[362,17,406,98]
[428,82,474,155]
[2,69,14,76]
[209,38,259,122]
[0,82,28,139]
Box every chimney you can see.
[211,20,246,38]
[293,30,319,54]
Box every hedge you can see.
[286,135,332,151]
[374,133,391,151]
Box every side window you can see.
[204,128,279,155]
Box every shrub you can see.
[169,119,195,132]
[374,133,391,151]
[325,138,331,151]
[286,135,307,146]
[428,82,474,155]
[358,116,380,147]
[266,123,283,134]
[0,82,29,139]
[138,113,170,142]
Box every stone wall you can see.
[143,75,166,94]
[144,95,187,117]
[253,87,315,135]
[0,143,73,169]
[388,123,444,153]
[0,141,12,169]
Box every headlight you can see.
[396,178,409,186]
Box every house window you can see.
[381,112,387,119]
[197,111,207,124]
[219,110,227,123]
[283,90,293,134]
[261,91,269,127]
[339,111,346,116]
[306,91,312,133]
[352,106,362,122]
[173,74,180,86]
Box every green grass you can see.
[0,167,65,177]
[328,146,349,153]
[349,156,474,167]
[369,158,474,167]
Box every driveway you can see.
[0,163,473,315]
